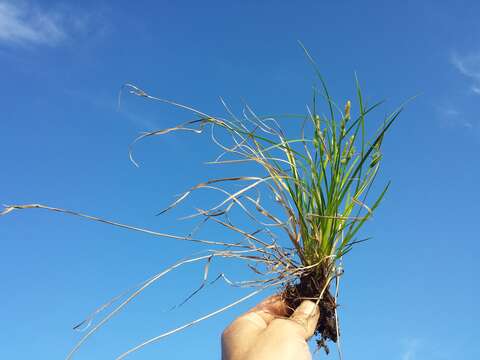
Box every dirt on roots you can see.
[283,274,338,354]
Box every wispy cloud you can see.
[451,51,480,95]
[0,1,68,46]
[0,1,102,47]
[436,105,473,129]
[401,338,420,360]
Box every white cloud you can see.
[451,51,480,95]
[401,338,420,360]
[402,348,415,360]
[436,105,473,129]
[0,1,66,46]
[442,107,460,117]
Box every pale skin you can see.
[222,296,320,360]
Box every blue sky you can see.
[1,0,479,359]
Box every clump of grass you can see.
[123,48,401,353]
[1,46,404,359]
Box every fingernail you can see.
[297,300,318,315]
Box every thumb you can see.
[289,300,320,339]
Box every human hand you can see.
[221,296,320,360]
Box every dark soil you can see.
[283,273,338,355]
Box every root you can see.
[283,273,338,355]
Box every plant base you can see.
[283,274,338,354]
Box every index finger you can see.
[238,295,289,330]
[250,295,289,320]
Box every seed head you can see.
[344,100,351,120]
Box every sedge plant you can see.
[1,48,403,359]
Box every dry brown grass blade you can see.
[114,275,297,360]
[72,280,146,332]
[66,248,277,359]
[170,254,283,310]
[175,185,259,224]
[128,119,207,167]
[1,204,248,248]
[156,176,267,216]
[334,272,344,360]
[122,83,213,119]
[115,288,265,359]
[65,254,214,360]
